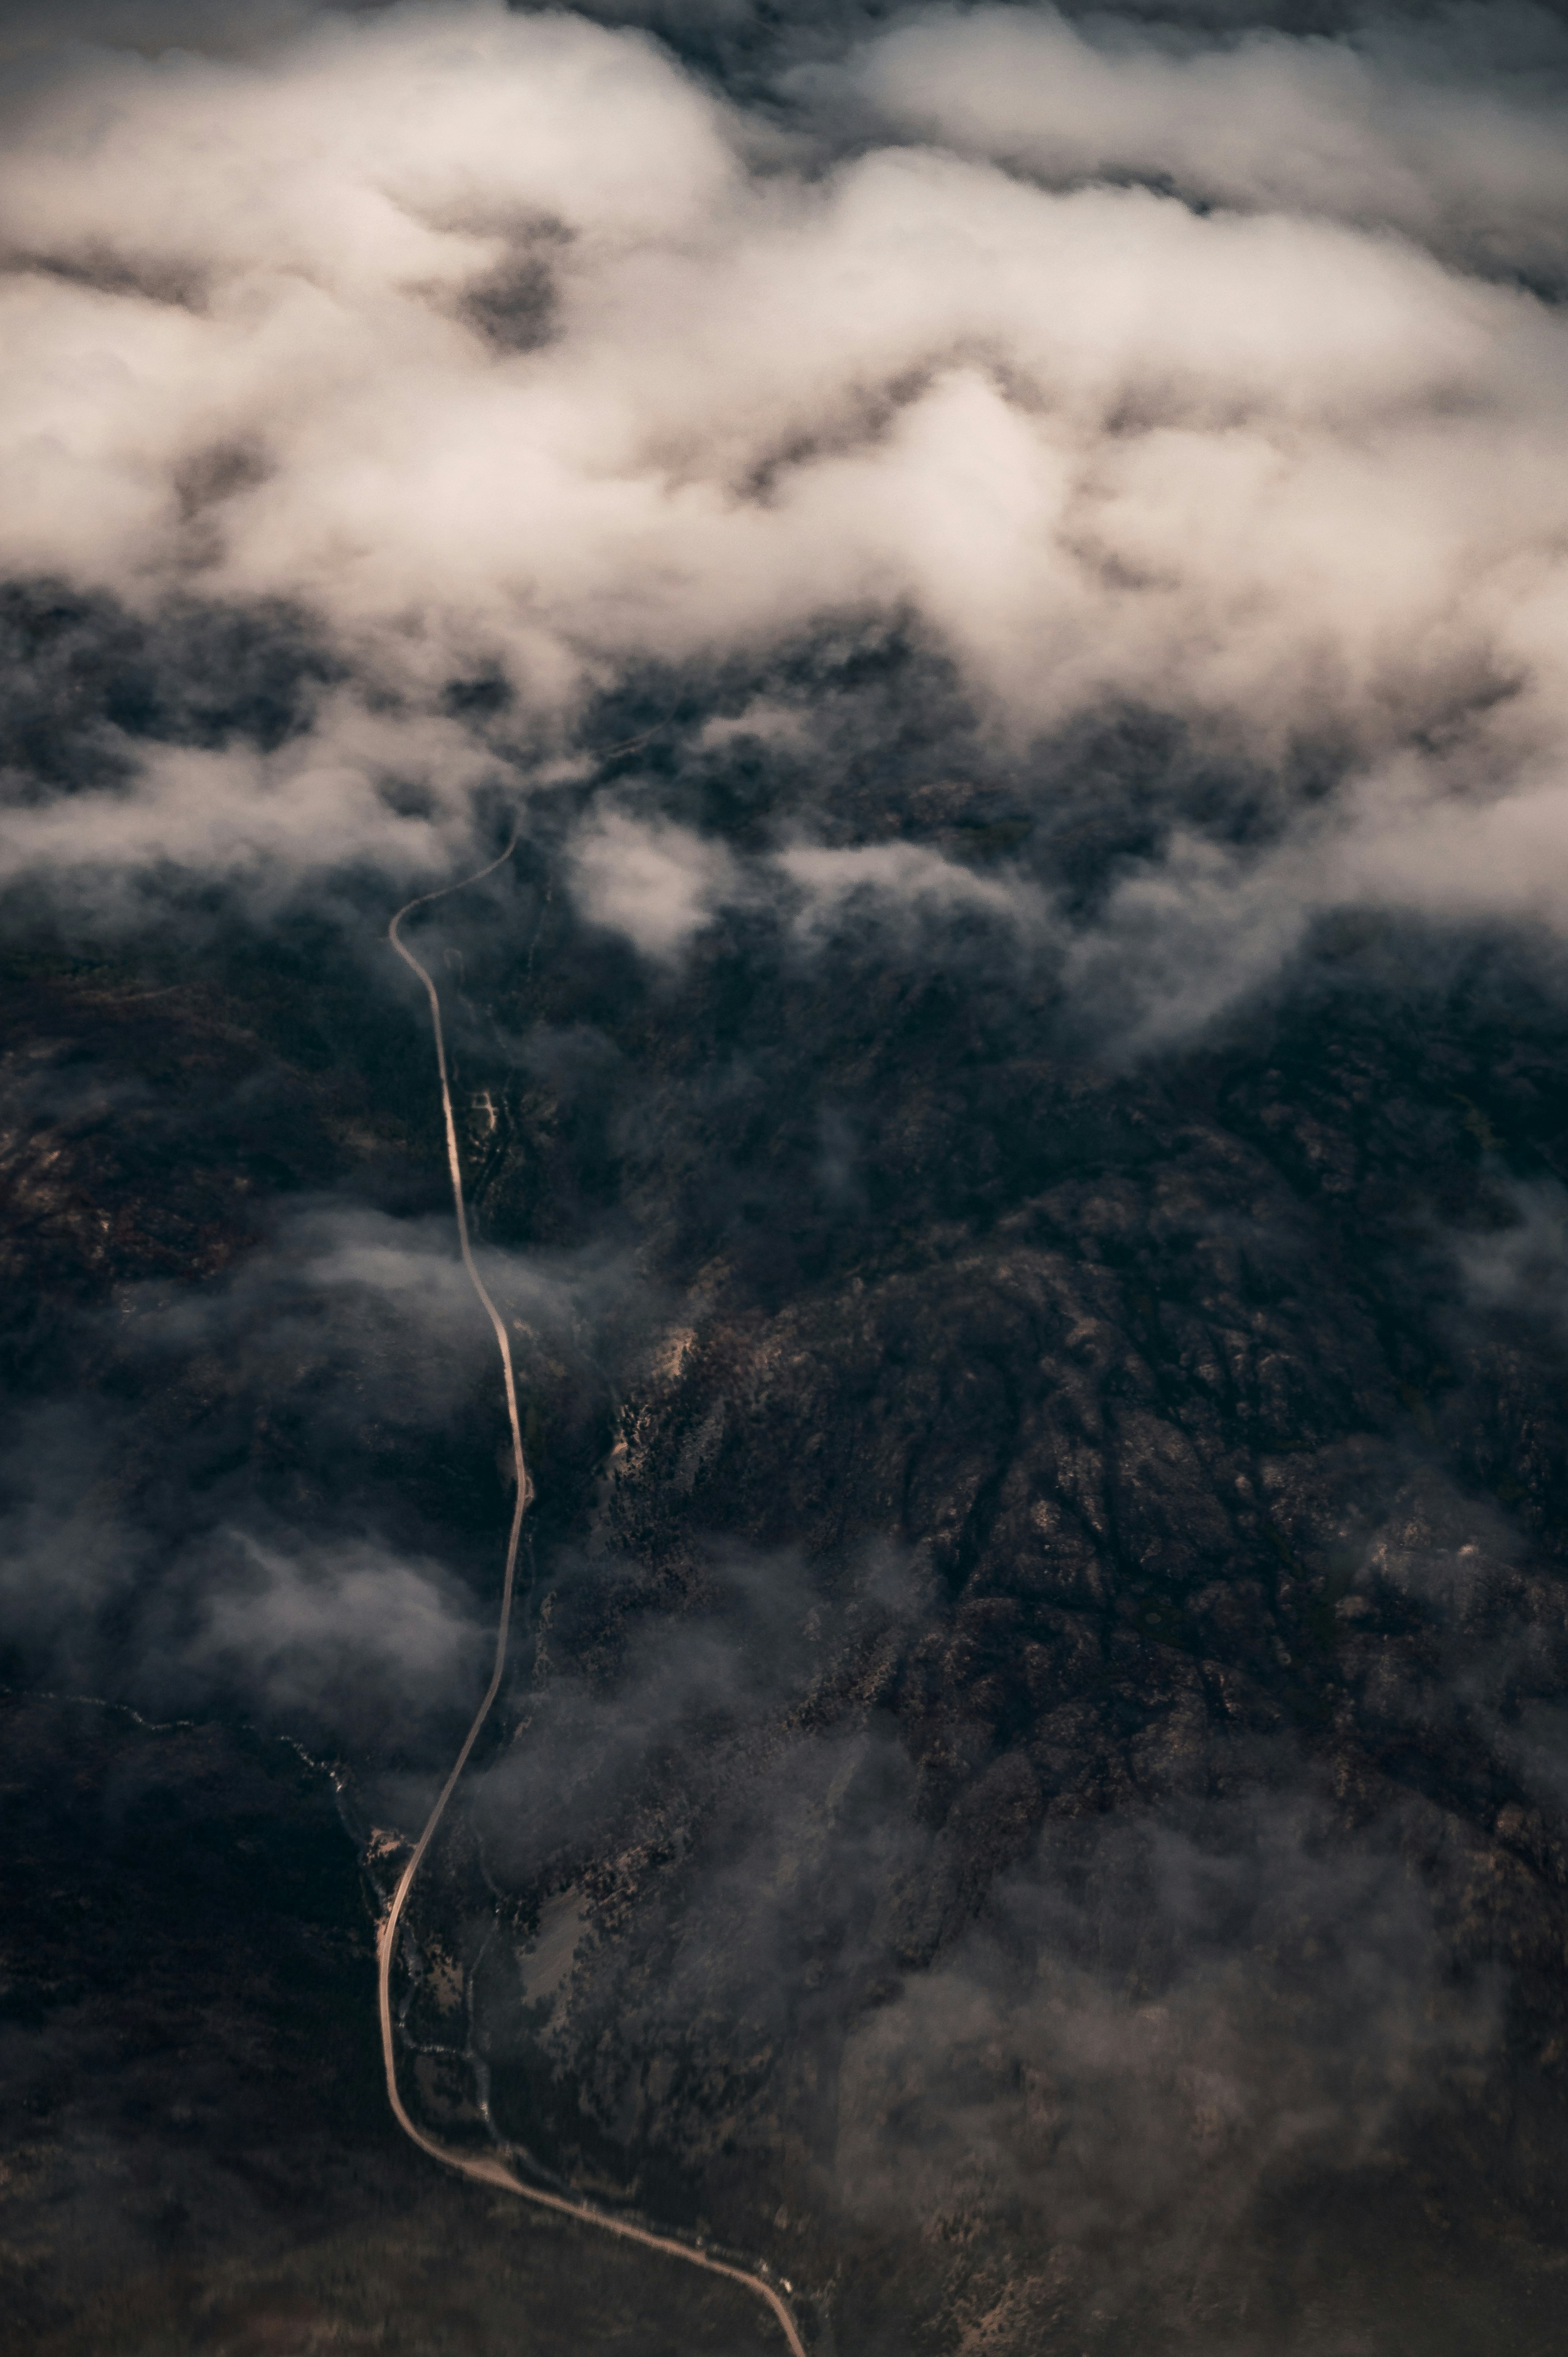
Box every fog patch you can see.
[1455,1177,1568,1337]
[0,1403,146,1672]
[777,836,1045,948]
[569,808,743,961]
[184,1528,485,1741]
[834,1796,1500,2319]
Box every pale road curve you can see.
[382,834,810,2357]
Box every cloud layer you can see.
[0,0,1565,1034]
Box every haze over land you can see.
[4,5,1568,2352]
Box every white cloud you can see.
[569,806,741,958]
[0,1,1566,1024]
[828,5,1568,283]
[777,835,1044,941]
[0,695,502,901]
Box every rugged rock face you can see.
[391,896,1568,2352]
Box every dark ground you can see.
[5,877,1568,2351]
[0,1690,778,2357]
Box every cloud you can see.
[825,4,1568,286]
[827,1793,1501,2338]
[777,836,1045,944]
[0,0,1563,1039]
[0,1188,636,1732]
[568,806,742,959]
[566,815,1044,964]
[0,0,349,67]
[183,1527,484,1738]
[0,693,505,911]
[1454,1177,1568,1333]
[0,1403,147,1672]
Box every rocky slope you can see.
[6,761,1568,2356]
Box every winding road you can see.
[381,836,809,2357]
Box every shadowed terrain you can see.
[6,860,1568,2351]
[0,1692,779,2357]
